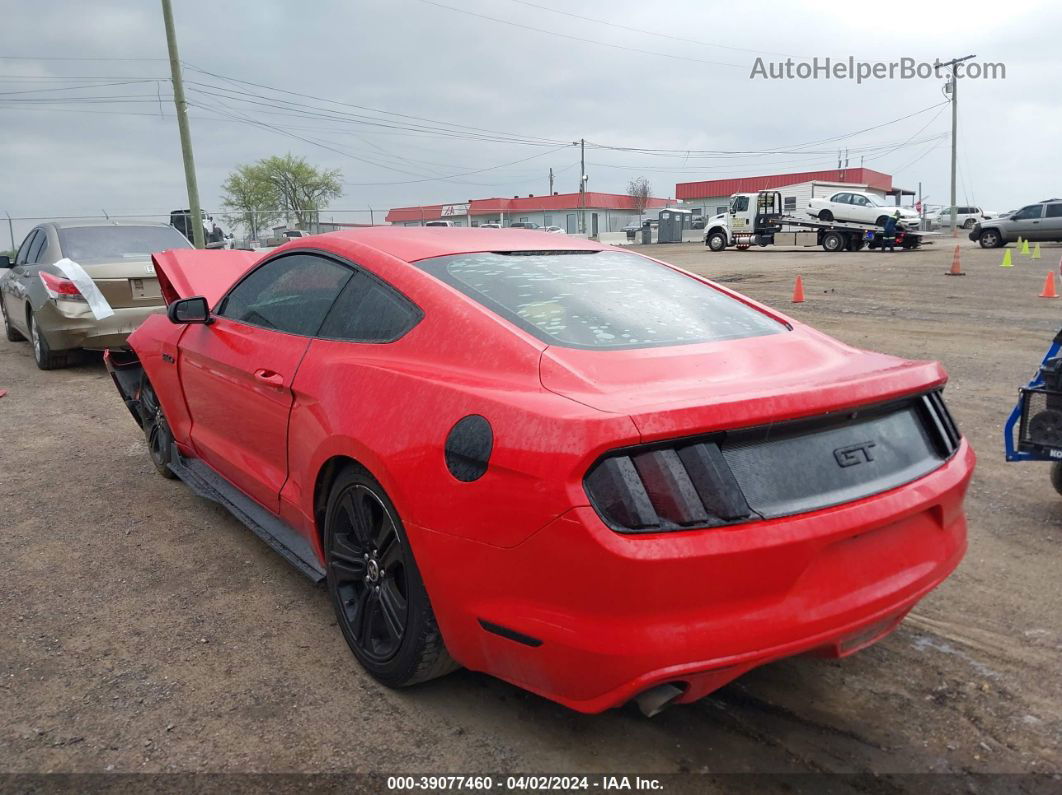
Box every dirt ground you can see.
[1,236,1060,784]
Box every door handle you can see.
[254,368,285,387]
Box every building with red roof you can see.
[386,191,670,234]
[675,168,915,220]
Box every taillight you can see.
[584,439,756,533]
[39,271,86,301]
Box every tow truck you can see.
[703,191,929,253]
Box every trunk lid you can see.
[75,258,166,309]
[151,249,262,306]
[539,326,947,440]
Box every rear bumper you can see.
[413,440,974,713]
[37,303,163,351]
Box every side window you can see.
[318,270,421,343]
[1013,205,1044,221]
[832,193,851,204]
[851,195,869,206]
[731,196,749,212]
[1045,204,1062,218]
[27,231,47,263]
[218,253,353,336]
[15,231,40,265]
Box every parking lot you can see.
[1,238,1060,778]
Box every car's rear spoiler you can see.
[152,248,262,307]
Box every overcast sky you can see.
[1,0,1060,244]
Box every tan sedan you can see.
[0,221,192,369]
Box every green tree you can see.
[220,153,343,237]
[220,163,281,240]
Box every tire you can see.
[324,465,458,688]
[979,228,1003,248]
[875,215,890,227]
[817,209,833,223]
[822,231,846,252]
[1051,461,1062,497]
[963,218,976,229]
[1,299,25,342]
[706,232,727,252]
[140,379,178,479]
[29,311,77,370]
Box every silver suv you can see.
[970,200,1062,248]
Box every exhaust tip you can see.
[635,683,685,718]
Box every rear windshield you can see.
[415,250,784,350]
[58,225,192,262]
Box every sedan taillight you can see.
[39,272,87,302]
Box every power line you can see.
[181,63,569,146]
[503,0,800,58]
[586,102,949,157]
[0,55,165,61]
[411,0,744,68]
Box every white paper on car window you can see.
[53,257,114,320]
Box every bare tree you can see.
[627,177,652,221]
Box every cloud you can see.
[1,0,1059,243]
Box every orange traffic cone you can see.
[791,275,806,303]
[946,244,965,276]
[1040,272,1058,298]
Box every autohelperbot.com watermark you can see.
[750,56,1005,83]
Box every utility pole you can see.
[936,54,975,238]
[161,0,205,249]
[4,211,14,254]
[573,139,586,235]
[549,167,554,195]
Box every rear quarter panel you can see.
[278,243,640,555]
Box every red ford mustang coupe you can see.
[106,228,974,715]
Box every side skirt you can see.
[168,448,326,583]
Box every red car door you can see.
[177,252,354,511]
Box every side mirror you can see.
[0,255,11,268]
[167,296,212,325]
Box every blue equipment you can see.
[1004,330,1062,487]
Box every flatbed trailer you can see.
[703,191,932,253]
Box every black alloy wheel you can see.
[324,466,457,687]
[329,483,409,664]
[140,379,177,479]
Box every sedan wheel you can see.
[325,466,457,687]
[30,312,75,370]
[2,300,25,342]
[818,209,834,223]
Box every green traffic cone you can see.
[1001,249,1013,268]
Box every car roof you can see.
[317,226,606,262]
[44,219,175,231]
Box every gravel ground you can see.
[0,237,1059,784]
